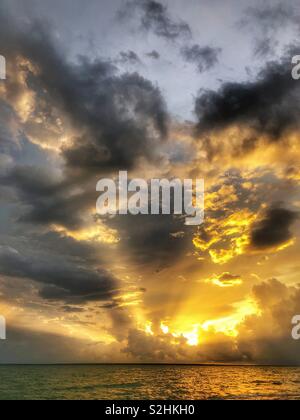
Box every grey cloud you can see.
[0,8,169,176]
[62,71,168,174]
[0,327,89,364]
[253,38,279,59]
[0,326,122,364]
[0,245,118,303]
[0,7,157,310]
[240,3,300,58]
[182,44,221,73]
[1,165,92,229]
[106,213,194,269]
[119,50,142,65]
[238,279,300,365]
[146,50,160,60]
[244,3,297,31]
[108,308,134,342]
[118,0,191,41]
[27,230,100,260]
[195,48,300,143]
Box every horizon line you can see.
[0,363,299,368]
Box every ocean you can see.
[0,365,300,400]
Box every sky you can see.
[1,0,300,364]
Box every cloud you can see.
[253,38,279,60]
[124,329,189,362]
[146,50,160,60]
[123,279,300,365]
[240,3,300,58]
[106,213,194,268]
[0,5,176,319]
[1,164,94,229]
[192,172,300,265]
[119,50,142,65]
[206,272,243,288]
[0,9,169,176]
[193,179,257,265]
[118,0,191,41]
[124,326,245,363]
[0,245,118,303]
[250,206,298,250]
[195,48,300,143]
[1,0,300,367]
[107,307,134,342]
[62,306,85,313]
[238,279,300,365]
[0,326,123,364]
[181,44,221,73]
[60,69,168,175]
[245,3,297,31]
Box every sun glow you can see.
[182,326,200,346]
[52,223,120,244]
[201,299,260,337]
[142,298,259,347]
[145,322,154,336]
[160,323,169,335]
[145,321,200,346]
[193,209,256,264]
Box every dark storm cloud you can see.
[62,71,168,174]
[28,230,99,260]
[250,207,298,249]
[195,49,300,142]
[0,8,169,176]
[0,7,169,309]
[181,44,221,73]
[0,245,117,303]
[118,0,191,41]
[106,213,194,269]
[1,165,92,229]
